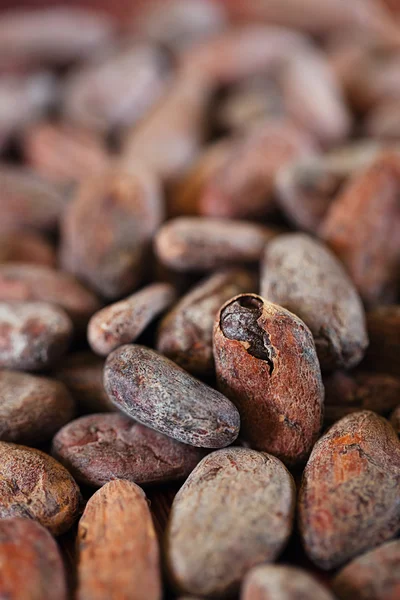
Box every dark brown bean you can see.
[241,565,335,600]
[88,283,176,356]
[299,411,400,570]
[52,412,205,487]
[214,294,324,465]
[77,479,161,600]
[60,165,163,299]
[333,539,400,600]
[166,447,295,598]
[104,344,240,448]
[0,369,75,445]
[0,263,100,329]
[0,442,81,535]
[362,305,400,377]
[0,301,72,371]
[157,269,255,375]
[0,230,56,267]
[261,233,368,371]
[155,217,277,272]
[0,517,67,600]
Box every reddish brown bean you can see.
[157,269,255,375]
[362,305,400,377]
[104,344,240,448]
[299,411,400,570]
[214,294,324,465]
[0,442,81,535]
[52,412,205,487]
[0,301,72,371]
[0,230,56,267]
[0,518,67,600]
[88,283,176,356]
[241,565,335,600]
[0,370,75,445]
[77,480,161,600]
[166,448,296,598]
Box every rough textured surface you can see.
[53,351,115,413]
[261,233,368,371]
[363,305,400,377]
[0,230,56,267]
[60,165,163,299]
[0,369,75,444]
[104,344,240,448]
[0,301,72,371]
[241,565,335,600]
[88,282,176,356]
[0,263,100,329]
[0,517,67,600]
[155,217,277,271]
[333,539,400,600]
[0,442,81,535]
[52,412,205,487]
[214,294,324,465]
[77,479,161,600]
[166,448,296,598]
[324,370,400,425]
[157,269,255,375]
[299,411,400,570]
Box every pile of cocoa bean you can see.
[0,1,399,599]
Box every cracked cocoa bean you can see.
[0,369,75,445]
[157,269,255,375]
[299,410,400,570]
[52,412,205,487]
[104,344,240,448]
[0,517,67,600]
[88,282,176,356]
[261,233,368,371]
[0,442,81,535]
[77,479,161,600]
[241,565,335,600]
[0,301,72,371]
[214,293,324,465]
[166,447,295,598]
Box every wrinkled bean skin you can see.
[52,412,206,487]
[157,269,255,375]
[88,283,176,356]
[214,294,324,465]
[166,448,296,598]
[299,411,400,570]
[0,370,75,445]
[0,301,72,371]
[60,165,163,300]
[363,305,400,377]
[261,233,368,371]
[0,442,81,535]
[104,344,240,448]
[241,565,335,600]
[0,518,67,600]
[333,539,400,600]
[77,480,161,600]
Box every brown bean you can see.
[362,305,400,377]
[333,539,400,600]
[52,412,205,487]
[88,283,176,356]
[166,447,296,598]
[155,217,277,272]
[241,565,335,600]
[157,269,255,375]
[0,517,67,600]
[298,410,400,570]
[324,370,400,425]
[0,264,100,329]
[0,369,75,445]
[0,301,72,371]
[77,479,161,600]
[390,405,400,436]
[0,230,56,267]
[365,100,400,140]
[261,233,368,371]
[104,344,240,448]
[214,294,324,465]
[60,164,163,299]
[0,442,81,535]
[53,351,115,413]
